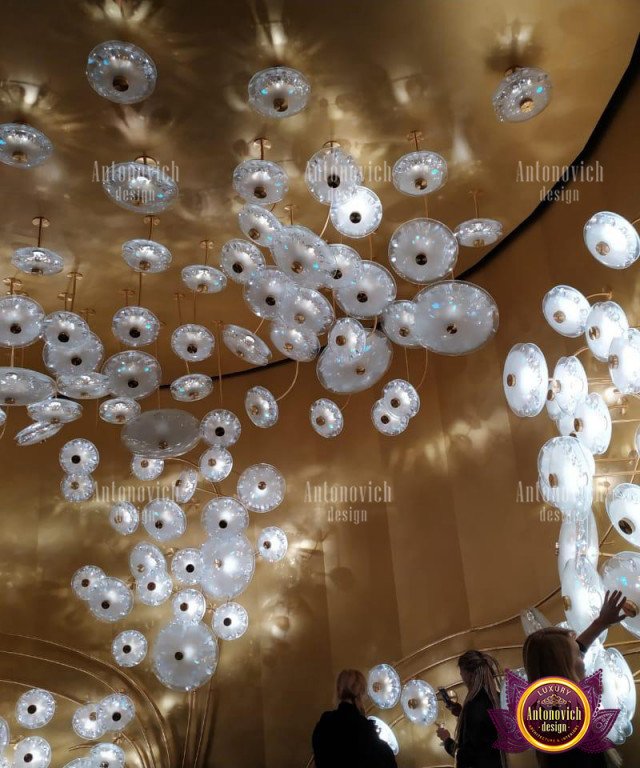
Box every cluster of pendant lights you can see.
[502,212,640,745]
[0,687,134,768]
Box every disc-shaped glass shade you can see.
[492,66,551,122]
[503,343,548,417]
[54,370,101,401]
[382,379,420,419]
[202,497,249,535]
[181,264,227,293]
[61,473,96,502]
[245,386,278,428]
[43,333,103,375]
[591,646,636,742]
[143,499,186,542]
[237,463,285,512]
[89,743,125,768]
[244,267,293,319]
[15,689,55,729]
[454,218,503,248]
[59,438,99,474]
[606,484,640,548]
[103,350,161,400]
[0,296,44,348]
[368,664,401,709]
[537,436,594,516]
[380,300,424,348]
[584,212,640,269]
[269,323,320,362]
[100,397,140,424]
[248,66,310,118]
[172,589,207,623]
[122,238,172,273]
[238,204,282,248]
[135,569,173,607]
[600,552,640,639]
[368,717,399,756]
[111,629,147,669]
[72,565,105,601]
[12,246,63,276]
[257,526,288,562]
[521,607,552,637]
[335,261,396,319]
[279,287,334,334]
[220,239,265,284]
[400,680,438,725]
[585,301,629,361]
[173,469,199,504]
[13,737,51,768]
[557,510,599,579]
[609,328,640,394]
[212,602,249,640]
[171,548,204,586]
[414,281,499,355]
[305,147,362,206]
[542,285,591,338]
[152,620,218,692]
[15,421,63,447]
[200,533,255,599]
[87,576,133,623]
[28,398,82,424]
[325,244,363,290]
[112,306,159,347]
[72,703,106,741]
[43,311,89,348]
[222,324,271,365]
[233,159,288,205]
[310,398,344,438]
[372,400,409,436]
[170,373,213,403]
[562,557,605,637]
[86,40,156,104]
[0,716,8,753]
[330,186,382,238]
[328,317,367,361]
[109,501,139,536]
[572,393,611,455]
[317,331,393,394]
[97,693,135,732]
[549,356,588,414]
[0,367,55,406]
[129,542,166,578]
[131,455,164,480]
[199,447,233,483]
[0,123,52,168]
[104,163,178,214]
[388,218,458,283]
[200,409,241,448]
[392,150,447,196]
[271,225,335,288]
[122,409,201,458]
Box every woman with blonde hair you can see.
[312,668,397,768]
[436,650,507,767]
[523,589,627,767]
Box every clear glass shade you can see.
[503,343,548,417]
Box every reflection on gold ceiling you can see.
[0,1,639,767]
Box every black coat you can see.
[444,690,503,768]
[312,701,398,768]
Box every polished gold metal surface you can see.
[0,1,639,767]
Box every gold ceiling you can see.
[0,2,639,768]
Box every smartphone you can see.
[438,687,454,708]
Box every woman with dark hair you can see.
[312,668,397,768]
[436,650,506,768]
[523,590,627,767]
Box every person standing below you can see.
[436,650,507,768]
[523,590,627,767]
[312,668,397,768]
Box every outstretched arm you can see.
[576,590,627,651]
